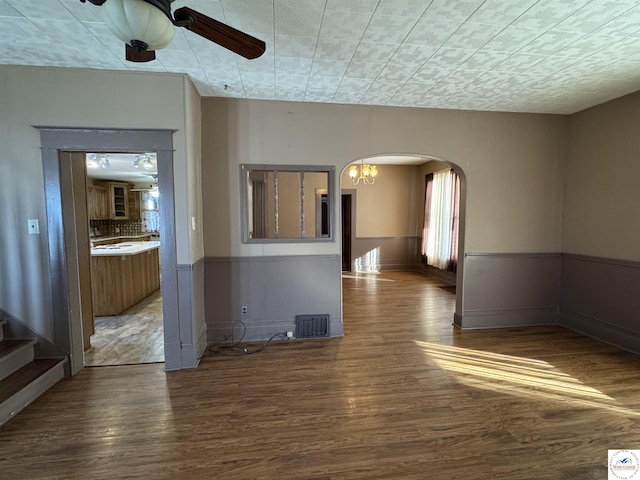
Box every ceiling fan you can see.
[80,0,266,63]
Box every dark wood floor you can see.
[2,271,640,479]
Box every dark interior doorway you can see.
[341,194,352,271]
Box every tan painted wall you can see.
[202,98,567,257]
[565,90,640,261]
[340,164,418,238]
[268,171,300,238]
[185,77,204,261]
[304,172,329,238]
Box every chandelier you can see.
[349,163,378,185]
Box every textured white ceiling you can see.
[86,153,157,183]
[3,0,640,114]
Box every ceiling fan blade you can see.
[173,7,266,60]
[126,44,156,63]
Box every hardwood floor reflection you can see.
[84,290,164,366]
[3,271,640,479]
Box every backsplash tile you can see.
[90,219,145,238]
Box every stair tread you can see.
[0,339,36,359]
[0,359,64,404]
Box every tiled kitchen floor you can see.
[84,290,164,366]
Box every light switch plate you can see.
[27,219,39,235]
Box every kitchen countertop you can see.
[91,241,161,257]
[90,234,156,242]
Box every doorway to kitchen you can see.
[84,152,164,366]
[38,127,180,375]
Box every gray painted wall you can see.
[560,88,640,354]
[560,254,640,354]
[177,258,207,367]
[458,253,561,329]
[205,255,343,342]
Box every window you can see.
[421,168,460,271]
[240,165,335,243]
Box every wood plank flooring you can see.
[2,271,640,479]
[84,290,164,366]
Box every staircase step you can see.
[0,339,36,382]
[0,358,66,426]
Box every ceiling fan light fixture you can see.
[101,0,175,51]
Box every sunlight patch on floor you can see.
[342,273,394,282]
[354,247,381,273]
[416,341,640,417]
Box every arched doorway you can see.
[339,154,467,326]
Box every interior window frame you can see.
[240,164,335,244]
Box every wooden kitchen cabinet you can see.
[128,190,141,220]
[87,181,109,220]
[91,245,160,316]
[88,181,138,220]
[107,182,129,219]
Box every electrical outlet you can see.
[286,331,293,339]
[241,305,248,316]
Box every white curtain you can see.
[424,169,459,270]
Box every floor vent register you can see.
[294,314,330,338]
